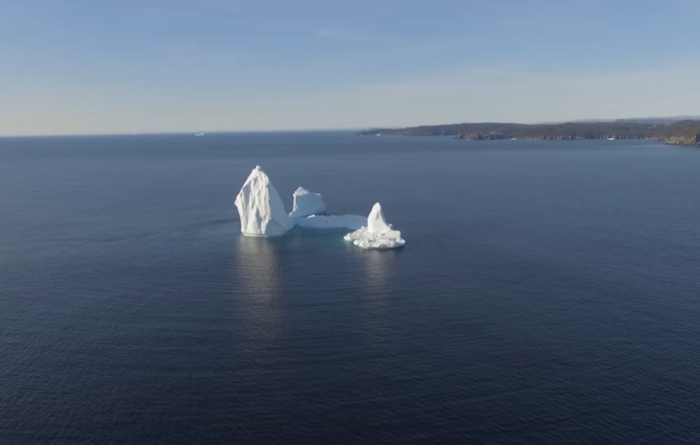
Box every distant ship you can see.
[607,137,616,141]
[195,133,204,136]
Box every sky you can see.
[1,0,700,135]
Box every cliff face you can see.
[664,133,700,146]
[456,133,507,140]
[455,134,645,141]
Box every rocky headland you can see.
[361,120,700,146]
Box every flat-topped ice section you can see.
[234,166,294,237]
[344,203,406,249]
[295,214,366,231]
[289,187,327,219]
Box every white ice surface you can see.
[234,166,295,237]
[289,187,327,219]
[367,201,392,234]
[344,203,406,249]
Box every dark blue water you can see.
[1,133,699,444]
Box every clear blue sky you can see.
[2,0,699,135]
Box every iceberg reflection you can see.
[236,236,282,301]
[362,250,394,293]
[234,237,283,347]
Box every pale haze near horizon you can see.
[2,0,699,136]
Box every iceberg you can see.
[234,166,295,237]
[344,203,406,249]
[233,167,407,248]
[289,187,327,219]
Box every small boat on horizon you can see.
[195,133,204,136]
[607,137,616,141]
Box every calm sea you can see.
[1,133,699,444]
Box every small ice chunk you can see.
[344,203,406,249]
[289,187,327,219]
[234,166,294,237]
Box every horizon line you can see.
[0,128,367,139]
[2,115,699,138]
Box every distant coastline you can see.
[360,120,700,146]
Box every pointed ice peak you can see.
[344,202,406,249]
[367,202,392,234]
[234,166,294,237]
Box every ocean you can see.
[1,132,699,444]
